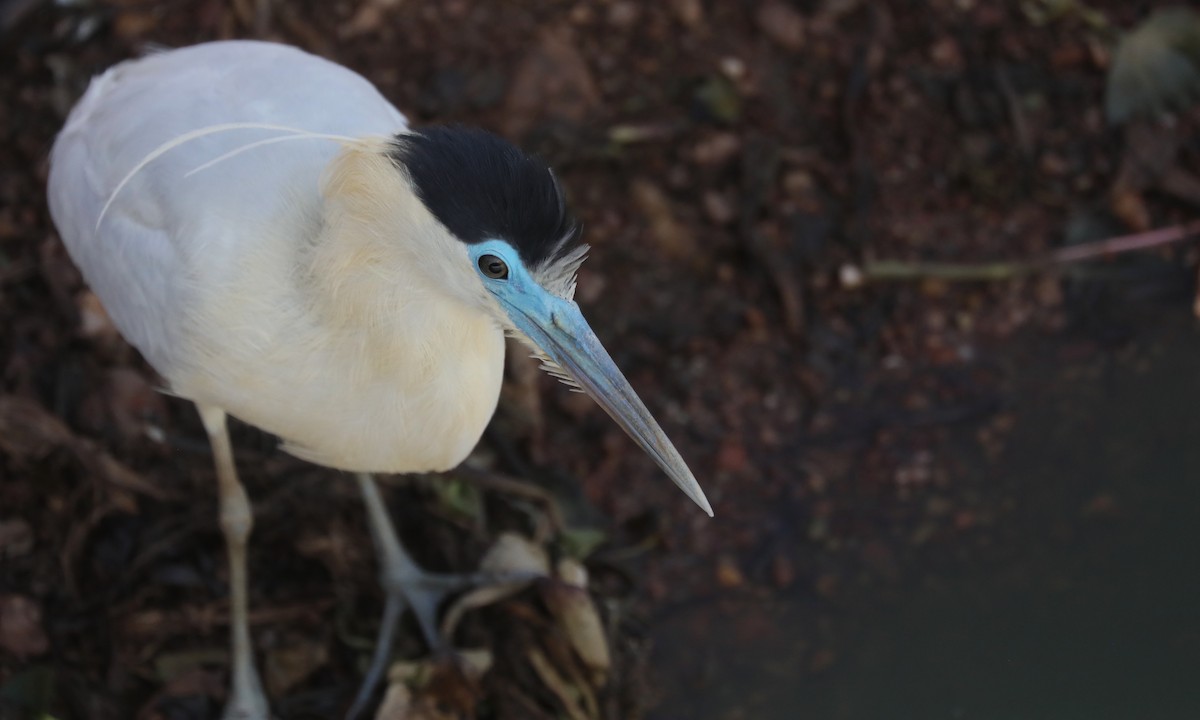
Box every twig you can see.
[862,260,1029,281]
[0,395,172,500]
[452,466,567,541]
[859,219,1200,282]
[996,66,1033,158]
[1048,218,1200,263]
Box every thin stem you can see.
[860,219,1200,283]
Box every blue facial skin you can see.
[466,239,713,516]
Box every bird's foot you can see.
[345,561,536,720]
[348,475,545,719]
[219,662,270,720]
[220,704,270,720]
[382,563,493,655]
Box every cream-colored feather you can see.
[175,139,506,472]
[50,41,504,473]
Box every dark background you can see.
[2,2,1199,719]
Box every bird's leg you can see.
[346,473,490,719]
[198,405,270,720]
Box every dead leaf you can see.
[606,2,640,28]
[0,395,170,501]
[0,518,34,559]
[478,532,550,576]
[376,655,490,720]
[441,533,548,637]
[265,633,329,697]
[756,1,807,51]
[1107,6,1200,123]
[670,0,705,28]
[105,367,168,444]
[714,554,746,588]
[76,289,117,341]
[503,25,602,139]
[541,559,610,686]
[0,593,49,659]
[112,8,157,39]
[692,132,742,167]
[526,648,592,720]
[702,189,737,226]
[340,0,403,38]
[630,178,700,266]
[1110,183,1151,232]
[373,680,414,720]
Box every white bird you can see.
[48,40,711,719]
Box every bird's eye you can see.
[478,254,509,280]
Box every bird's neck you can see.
[303,140,482,336]
[277,141,504,390]
[170,139,506,472]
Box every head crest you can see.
[388,126,582,271]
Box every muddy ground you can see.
[1,1,1198,719]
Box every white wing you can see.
[47,41,408,374]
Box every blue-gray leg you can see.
[346,473,487,719]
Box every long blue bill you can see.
[502,286,714,517]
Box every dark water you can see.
[651,308,1200,720]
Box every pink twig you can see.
[1049,219,1200,265]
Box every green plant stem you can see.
[861,219,1200,282]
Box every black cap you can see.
[389,126,580,267]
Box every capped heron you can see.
[47,40,711,719]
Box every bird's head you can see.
[384,126,712,515]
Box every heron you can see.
[47,40,711,719]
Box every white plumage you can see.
[49,39,710,719]
[50,41,504,472]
